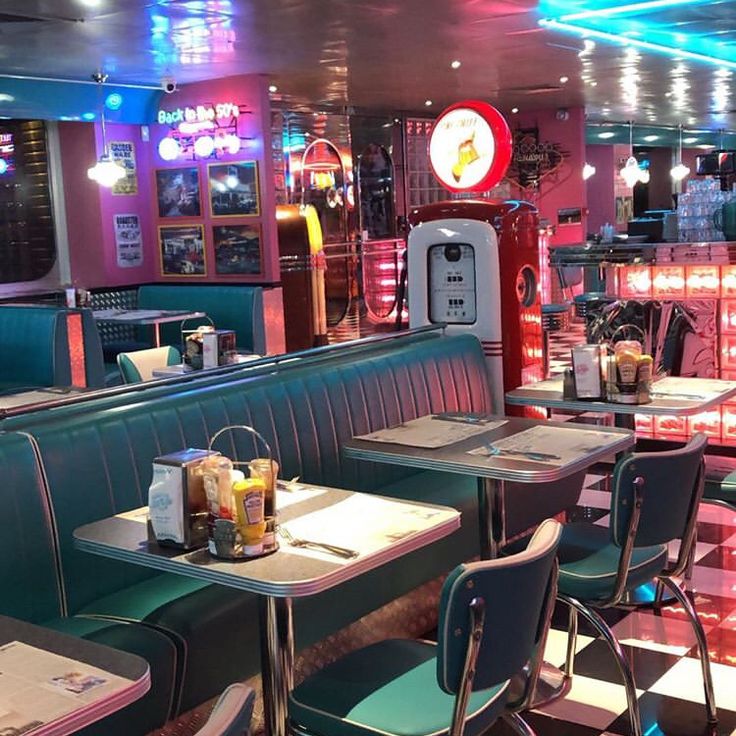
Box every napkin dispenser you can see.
[571,345,605,399]
[202,330,237,368]
[148,448,219,549]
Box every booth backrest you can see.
[0,431,64,622]
[0,306,70,389]
[20,333,491,614]
[138,285,265,354]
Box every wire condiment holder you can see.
[181,315,216,369]
[206,424,279,560]
[605,324,652,404]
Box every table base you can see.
[530,663,572,708]
[259,596,294,736]
[477,477,504,560]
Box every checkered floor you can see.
[485,474,736,736]
[548,322,587,377]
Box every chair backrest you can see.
[557,266,583,291]
[194,684,255,736]
[610,432,707,549]
[117,346,181,383]
[436,519,561,694]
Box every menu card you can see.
[0,641,133,733]
[355,415,507,449]
[468,425,622,467]
[281,494,456,564]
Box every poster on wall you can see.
[109,141,138,195]
[213,224,262,275]
[616,196,634,225]
[208,161,259,217]
[505,128,566,191]
[158,224,206,276]
[156,167,201,218]
[113,213,143,268]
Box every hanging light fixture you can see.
[87,72,126,188]
[582,162,597,180]
[619,120,649,188]
[670,124,691,182]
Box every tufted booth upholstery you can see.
[138,284,265,354]
[2,332,585,728]
[0,431,178,734]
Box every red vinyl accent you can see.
[66,312,87,388]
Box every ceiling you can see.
[0,0,735,132]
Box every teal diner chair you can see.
[117,345,181,383]
[194,683,255,736]
[703,454,736,510]
[557,433,715,736]
[288,519,562,736]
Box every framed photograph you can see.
[156,167,201,218]
[208,161,260,217]
[213,224,262,275]
[158,224,206,276]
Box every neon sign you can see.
[157,101,247,162]
[0,132,15,176]
[157,102,240,126]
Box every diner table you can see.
[505,375,736,430]
[151,353,263,378]
[0,614,150,736]
[92,309,207,347]
[344,413,634,560]
[73,484,460,736]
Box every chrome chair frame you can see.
[561,455,716,736]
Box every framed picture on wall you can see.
[213,223,262,275]
[156,167,201,218]
[158,224,207,276]
[208,161,260,217]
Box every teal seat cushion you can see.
[704,456,736,504]
[44,615,178,735]
[289,639,509,736]
[79,574,260,715]
[557,523,667,601]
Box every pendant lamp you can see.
[619,121,649,187]
[87,72,126,188]
[670,124,691,182]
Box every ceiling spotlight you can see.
[268,84,278,93]
[643,135,659,142]
[450,60,461,69]
[598,131,615,139]
[424,99,433,106]
[511,107,519,114]
[0,94,15,103]
[583,162,596,180]
[559,75,569,84]
[683,136,698,144]
[589,81,598,86]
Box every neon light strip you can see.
[557,0,712,21]
[539,18,736,69]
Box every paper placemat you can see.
[281,494,454,564]
[651,377,736,399]
[468,424,622,467]
[0,641,132,732]
[276,484,327,510]
[356,415,507,449]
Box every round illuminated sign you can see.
[428,100,512,193]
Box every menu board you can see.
[0,641,132,732]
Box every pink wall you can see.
[585,144,616,235]
[149,74,277,283]
[509,107,587,245]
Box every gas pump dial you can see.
[428,243,477,324]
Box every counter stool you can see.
[703,454,736,509]
[541,304,570,377]
[289,520,562,736]
[556,434,715,736]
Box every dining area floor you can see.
[484,472,736,736]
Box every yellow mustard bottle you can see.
[232,478,266,555]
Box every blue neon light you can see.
[0,160,8,175]
[539,0,736,69]
[105,92,124,111]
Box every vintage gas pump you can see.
[407,101,544,413]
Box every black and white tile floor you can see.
[489,474,736,736]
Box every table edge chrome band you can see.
[73,516,459,598]
[344,435,634,483]
[505,391,736,416]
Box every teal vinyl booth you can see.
[0,305,106,392]
[1,330,585,734]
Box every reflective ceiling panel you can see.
[0,0,733,128]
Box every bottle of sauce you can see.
[232,478,266,555]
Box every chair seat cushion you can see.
[557,523,667,601]
[78,573,260,715]
[43,615,178,735]
[704,455,736,504]
[289,639,509,736]
[542,304,569,315]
